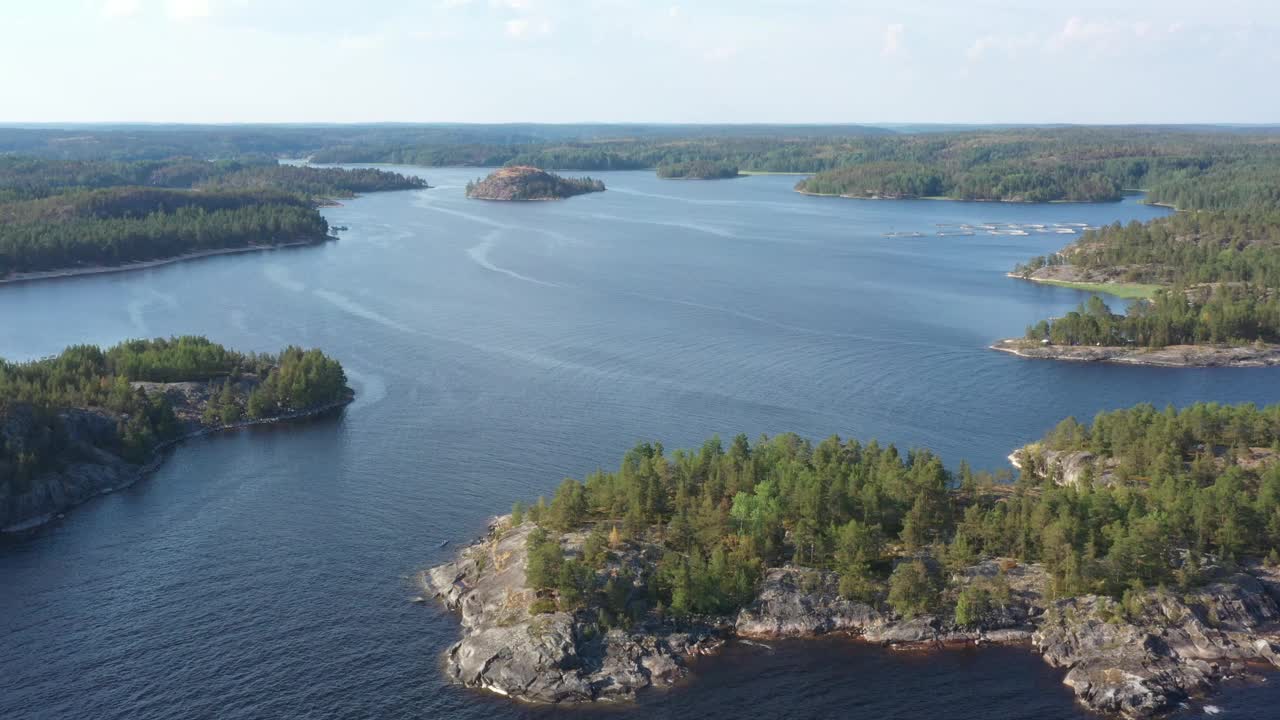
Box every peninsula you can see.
[996,279,1280,366]
[0,336,353,532]
[465,166,605,200]
[426,403,1280,717]
[1001,204,1280,365]
[0,158,426,282]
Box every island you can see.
[0,157,427,283]
[656,161,740,180]
[0,336,352,532]
[999,210,1280,366]
[424,402,1280,717]
[464,166,605,201]
[991,338,1280,367]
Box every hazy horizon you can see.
[3,0,1277,125]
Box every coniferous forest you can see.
[0,337,348,488]
[511,402,1280,620]
[0,157,425,276]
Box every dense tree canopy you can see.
[1017,210,1280,288]
[515,405,1280,619]
[0,337,348,486]
[0,158,424,276]
[1025,290,1280,348]
[655,161,740,179]
[0,156,424,204]
[0,188,327,275]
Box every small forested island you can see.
[425,403,1280,717]
[992,293,1280,367]
[464,166,605,201]
[0,336,351,532]
[1001,202,1280,364]
[0,157,425,282]
[656,161,740,180]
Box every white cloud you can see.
[100,0,141,19]
[668,6,680,19]
[966,32,1039,61]
[505,17,551,38]
[1047,17,1117,51]
[1045,16,1186,55]
[166,0,211,21]
[881,23,905,58]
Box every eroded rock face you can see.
[427,523,1280,717]
[735,568,883,637]
[0,408,141,530]
[2,380,353,532]
[1010,446,1117,487]
[1034,571,1280,718]
[425,520,721,703]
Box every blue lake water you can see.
[2,169,1277,719]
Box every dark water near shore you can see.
[2,169,1278,719]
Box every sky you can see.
[1,0,1277,124]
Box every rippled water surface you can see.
[3,169,1278,719]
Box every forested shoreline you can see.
[0,157,425,277]
[0,337,351,530]
[1023,290,1280,349]
[429,405,1280,712]
[507,402,1280,621]
[656,160,740,179]
[992,135,1280,353]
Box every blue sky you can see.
[2,0,1276,124]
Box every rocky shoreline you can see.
[0,386,353,534]
[991,338,1280,367]
[424,517,1280,717]
[465,166,604,201]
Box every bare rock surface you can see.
[1034,568,1280,717]
[427,522,1280,717]
[425,520,721,703]
[992,338,1280,367]
[464,166,604,201]
[735,567,884,637]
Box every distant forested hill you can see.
[0,157,425,277]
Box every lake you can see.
[2,169,1277,719]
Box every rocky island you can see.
[465,166,605,201]
[0,337,352,532]
[424,405,1280,717]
